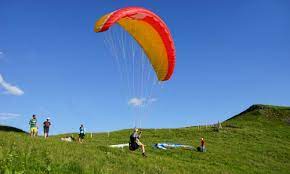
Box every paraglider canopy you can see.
[95,7,175,81]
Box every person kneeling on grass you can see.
[197,137,206,152]
[129,128,147,157]
[78,124,85,143]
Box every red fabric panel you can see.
[99,7,175,81]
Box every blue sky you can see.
[0,0,289,134]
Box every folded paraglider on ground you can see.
[154,143,194,150]
[108,143,194,150]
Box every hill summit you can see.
[228,104,290,124]
[0,125,26,133]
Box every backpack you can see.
[44,121,50,128]
[129,134,135,143]
[129,134,139,151]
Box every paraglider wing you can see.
[95,7,175,81]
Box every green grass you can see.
[0,104,289,174]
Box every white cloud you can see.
[0,51,3,60]
[128,97,146,107]
[148,98,158,103]
[0,113,20,120]
[0,74,24,96]
[128,97,158,107]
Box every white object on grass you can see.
[109,143,129,148]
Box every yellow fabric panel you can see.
[117,18,168,81]
[95,14,111,32]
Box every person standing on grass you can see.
[29,115,38,137]
[129,128,147,157]
[78,124,85,143]
[43,117,51,138]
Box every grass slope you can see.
[0,104,289,174]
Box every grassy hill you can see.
[0,125,26,133]
[0,104,289,174]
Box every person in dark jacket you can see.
[197,137,206,152]
[129,128,146,157]
[43,117,51,138]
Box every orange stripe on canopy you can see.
[95,7,175,81]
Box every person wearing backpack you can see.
[129,128,147,157]
[43,118,51,138]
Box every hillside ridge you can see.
[1,104,289,134]
[0,125,26,133]
[227,104,290,121]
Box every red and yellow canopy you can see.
[95,7,175,81]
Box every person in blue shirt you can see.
[78,124,85,143]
